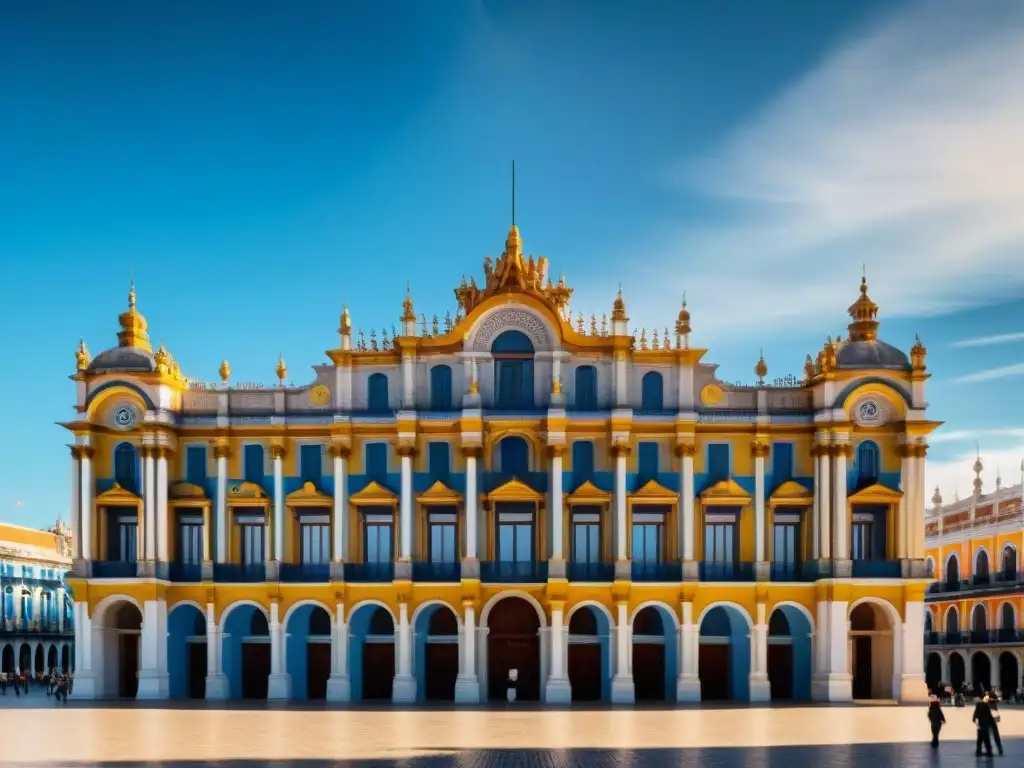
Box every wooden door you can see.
[241,643,270,699]
[852,636,872,699]
[699,644,730,701]
[362,643,395,701]
[767,644,793,700]
[119,634,139,699]
[632,643,666,701]
[568,644,603,702]
[487,636,541,701]
[424,644,458,701]
[307,643,331,700]
[187,642,207,699]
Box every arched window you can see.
[944,607,959,636]
[1002,546,1018,580]
[193,611,207,636]
[113,442,138,493]
[1001,603,1015,631]
[945,554,960,589]
[249,611,269,637]
[499,436,529,476]
[924,612,934,635]
[975,549,991,584]
[492,330,535,409]
[972,604,988,639]
[574,366,597,410]
[2,587,12,621]
[367,373,389,413]
[430,365,453,411]
[568,608,598,635]
[855,441,879,485]
[368,607,394,636]
[572,441,595,486]
[309,607,332,636]
[640,371,663,411]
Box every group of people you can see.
[0,670,73,702]
[928,688,1006,757]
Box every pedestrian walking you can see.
[973,695,997,757]
[927,695,946,748]
[987,692,1005,756]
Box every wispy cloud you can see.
[952,363,1024,384]
[927,443,1024,504]
[951,331,1024,348]
[633,0,1024,339]
[931,427,1024,444]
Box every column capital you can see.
[213,442,231,460]
[271,444,287,461]
[460,445,482,459]
[610,441,631,458]
[811,443,831,458]
[751,441,771,459]
[546,445,565,459]
[831,444,854,459]
[397,444,418,458]
[674,442,696,458]
[329,443,352,459]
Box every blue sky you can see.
[2,0,1023,528]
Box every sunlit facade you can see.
[65,222,934,704]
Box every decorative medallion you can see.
[854,398,885,427]
[700,384,724,406]
[308,384,331,406]
[112,404,139,430]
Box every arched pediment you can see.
[466,303,558,353]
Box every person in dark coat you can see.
[973,695,997,757]
[927,695,946,747]
[987,692,1005,756]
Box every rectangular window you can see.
[300,518,331,564]
[496,505,534,562]
[186,446,207,486]
[572,441,595,486]
[631,523,663,565]
[365,443,388,483]
[638,442,659,483]
[704,521,735,564]
[243,445,264,484]
[178,516,203,564]
[707,444,730,484]
[364,519,393,563]
[496,360,534,409]
[772,523,798,565]
[300,444,323,485]
[852,521,874,560]
[772,443,793,484]
[571,508,601,563]
[118,517,138,563]
[428,509,458,563]
[240,523,265,565]
[428,442,450,481]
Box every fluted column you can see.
[57,587,65,632]
[267,601,291,699]
[205,602,228,700]
[80,446,94,561]
[911,444,928,560]
[398,447,415,562]
[331,444,349,573]
[610,601,634,703]
[549,446,564,561]
[156,447,169,563]
[832,442,850,565]
[69,446,82,560]
[613,443,629,562]
[272,445,285,563]
[214,444,229,564]
[677,443,696,574]
[454,599,480,703]
[749,602,771,701]
[325,602,351,702]
[817,440,832,561]
[144,446,156,562]
[676,600,700,701]
[392,600,416,702]
[811,444,820,560]
[896,445,909,560]
[545,600,571,702]
[463,449,479,562]
[753,441,769,579]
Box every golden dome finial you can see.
[276,354,287,385]
[611,285,627,322]
[931,486,943,508]
[847,267,880,342]
[755,349,768,384]
[911,333,927,372]
[803,353,815,383]
[116,277,152,352]
[219,359,231,384]
[675,293,691,336]
[339,304,352,337]
[154,341,171,374]
[75,338,91,372]
[401,283,415,324]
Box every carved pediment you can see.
[95,483,142,507]
[769,480,812,507]
[567,480,611,503]
[630,479,679,502]
[228,481,269,500]
[849,482,903,504]
[169,481,207,500]
[286,481,331,506]
[700,478,752,506]
[349,480,398,505]
[416,480,462,504]
[486,478,544,502]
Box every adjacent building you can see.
[924,459,1024,695]
[64,222,935,704]
[1,519,75,676]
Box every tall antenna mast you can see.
[512,159,516,225]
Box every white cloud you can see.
[930,427,1024,444]
[951,331,1024,348]
[927,443,1024,504]
[630,0,1024,338]
[952,363,1024,384]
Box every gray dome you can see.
[836,340,909,370]
[88,347,157,374]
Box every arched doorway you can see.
[1,645,13,674]
[767,605,812,701]
[999,652,1019,696]
[971,652,992,696]
[849,601,895,700]
[486,597,541,701]
[92,600,143,698]
[926,653,942,693]
[349,604,395,701]
[568,605,610,702]
[17,644,30,675]
[61,645,70,673]
[47,645,58,673]
[414,603,459,701]
[632,605,676,702]
[34,643,44,675]
[949,652,966,690]
[492,330,535,410]
[945,555,960,590]
[221,604,270,700]
[168,604,206,699]
[699,604,751,701]
[284,603,332,700]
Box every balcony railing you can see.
[699,561,756,582]
[168,562,203,583]
[279,563,331,583]
[927,630,1024,646]
[92,560,139,579]
[770,562,816,582]
[345,562,394,583]
[480,560,548,583]
[411,562,461,582]
[850,560,902,579]
[927,571,1024,596]
[567,561,615,582]
[212,563,266,583]
[631,561,683,582]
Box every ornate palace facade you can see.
[65,223,934,704]
[1,520,74,676]
[924,460,1024,695]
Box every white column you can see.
[144,447,156,560]
[136,599,169,699]
[676,601,700,701]
[818,448,832,560]
[267,602,291,699]
[392,602,416,702]
[545,602,571,702]
[454,601,480,703]
[70,447,82,560]
[614,352,628,407]
[326,602,351,701]
[749,602,771,701]
[402,353,415,408]
[812,599,851,702]
[550,449,564,560]
[332,448,348,563]
[811,446,820,560]
[832,443,849,561]
[614,449,628,560]
[272,448,284,562]
[911,448,927,560]
[80,448,93,561]
[399,451,414,560]
[754,448,766,563]
[900,601,929,702]
[156,448,169,563]
[57,587,65,632]
[896,449,909,559]
[680,447,695,561]
[205,602,228,700]
[464,452,478,559]
[69,602,96,699]
[215,449,228,563]
[610,602,634,703]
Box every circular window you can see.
[112,405,139,430]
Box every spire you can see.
[154,341,171,374]
[75,338,91,372]
[911,333,927,372]
[755,349,768,384]
[401,283,415,324]
[612,285,627,322]
[847,270,880,342]
[973,445,984,497]
[275,354,287,386]
[218,359,231,384]
[931,486,943,508]
[675,293,691,336]
[116,277,152,352]
[339,304,352,337]
[512,159,516,226]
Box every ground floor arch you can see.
[567,604,612,702]
[926,652,942,693]
[34,643,44,674]
[221,602,270,700]
[349,603,396,702]
[486,596,541,702]
[1,644,13,674]
[92,598,143,699]
[168,603,207,699]
[285,602,333,700]
[699,604,752,702]
[61,645,71,673]
[413,602,460,702]
[999,652,1019,695]
[47,645,58,672]
[767,605,812,701]
[949,652,966,690]
[632,603,677,702]
[849,600,897,700]
[18,644,31,675]
[971,652,992,695]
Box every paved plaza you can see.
[0,695,1021,767]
